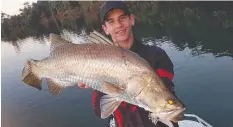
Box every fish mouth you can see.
[157,108,184,114]
[166,108,185,122]
[152,108,185,123]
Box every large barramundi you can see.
[22,30,185,125]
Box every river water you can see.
[2,29,233,127]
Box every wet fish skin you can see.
[22,30,185,124]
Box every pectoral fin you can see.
[102,81,124,95]
[100,95,122,119]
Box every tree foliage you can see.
[1,1,233,57]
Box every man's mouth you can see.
[116,29,126,35]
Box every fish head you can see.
[134,75,185,122]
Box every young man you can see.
[78,1,179,127]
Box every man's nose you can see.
[115,20,123,28]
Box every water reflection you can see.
[2,1,233,58]
[3,25,233,59]
[133,21,233,58]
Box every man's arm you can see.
[154,47,175,92]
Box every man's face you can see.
[102,9,135,43]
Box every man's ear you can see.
[129,14,135,26]
[102,24,109,35]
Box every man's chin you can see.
[116,36,128,42]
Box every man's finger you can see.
[84,85,89,88]
[78,83,89,89]
[78,83,85,88]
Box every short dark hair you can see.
[100,1,130,23]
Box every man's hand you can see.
[77,83,89,88]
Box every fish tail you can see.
[22,59,42,90]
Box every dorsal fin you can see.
[49,33,73,51]
[86,30,118,46]
[92,30,115,45]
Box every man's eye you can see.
[120,16,127,20]
[108,20,113,24]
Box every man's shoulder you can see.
[139,43,166,55]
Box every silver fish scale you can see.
[23,33,185,125]
[35,43,153,103]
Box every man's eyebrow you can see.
[106,13,128,21]
[106,17,113,22]
[120,13,127,17]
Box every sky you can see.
[1,0,37,15]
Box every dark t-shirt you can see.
[92,38,177,127]
[130,39,175,90]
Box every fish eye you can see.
[167,99,175,105]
